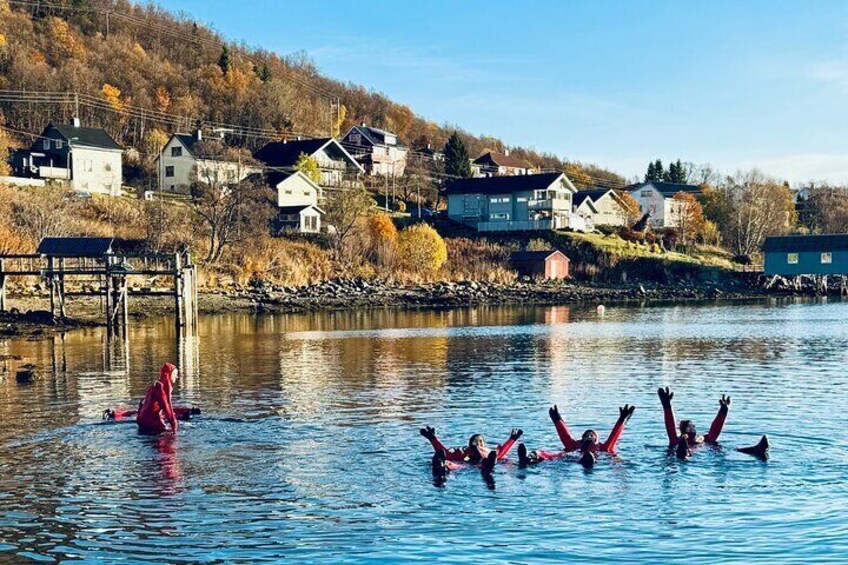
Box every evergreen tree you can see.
[645,161,656,182]
[443,131,472,179]
[669,159,686,183]
[218,45,233,74]
[654,159,665,182]
[254,63,272,83]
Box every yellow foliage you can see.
[141,128,170,159]
[294,153,322,184]
[154,86,171,112]
[367,213,398,244]
[133,42,147,58]
[397,223,447,275]
[332,104,347,138]
[0,34,6,50]
[47,17,84,60]
[102,83,123,112]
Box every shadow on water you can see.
[1,299,848,563]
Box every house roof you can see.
[48,124,122,151]
[473,151,534,170]
[173,133,200,155]
[573,189,610,207]
[278,204,324,215]
[246,170,322,192]
[444,172,571,195]
[762,234,848,253]
[630,181,702,197]
[510,250,569,262]
[253,137,364,172]
[343,125,406,148]
[37,237,114,257]
[170,133,236,161]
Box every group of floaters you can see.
[103,363,200,433]
[422,386,770,480]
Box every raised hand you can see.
[719,395,732,410]
[657,387,674,408]
[549,405,562,423]
[510,428,524,441]
[619,404,636,422]
[419,426,436,440]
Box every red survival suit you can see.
[136,363,179,434]
[533,414,628,461]
[663,402,727,446]
[426,433,518,470]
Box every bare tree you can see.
[323,186,376,265]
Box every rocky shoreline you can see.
[2,274,837,333]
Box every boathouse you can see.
[510,250,570,280]
[762,234,848,276]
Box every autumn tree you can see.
[708,170,796,257]
[800,185,848,234]
[443,131,471,179]
[670,192,706,246]
[615,190,642,227]
[397,223,447,276]
[323,186,375,265]
[366,212,398,268]
[295,152,322,184]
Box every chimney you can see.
[361,122,367,127]
[73,116,81,128]
[196,128,202,141]
[504,149,510,157]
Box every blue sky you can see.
[156,0,848,183]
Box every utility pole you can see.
[417,176,421,218]
[105,11,110,38]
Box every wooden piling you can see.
[0,258,6,312]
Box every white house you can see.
[250,170,324,234]
[628,181,702,228]
[14,120,123,195]
[158,130,259,195]
[253,137,363,189]
[573,189,632,227]
[341,124,408,177]
[472,150,535,177]
[445,172,583,232]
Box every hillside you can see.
[0,0,624,187]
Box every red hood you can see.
[159,363,177,385]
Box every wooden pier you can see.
[0,238,198,331]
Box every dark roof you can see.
[473,151,534,170]
[37,237,114,257]
[172,133,236,160]
[631,181,702,197]
[278,204,323,215]
[445,172,565,195]
[254,138,331,167]
[763,234,848,253]
[510,250,569,262]
[345,125,405,148]
[573,189,610,207]
[174,133,200,155]
[48,124,122,150]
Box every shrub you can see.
[394,200,407,213]
[366,213,398,267]
[397,223,447,276]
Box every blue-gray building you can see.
[762,234,848,276]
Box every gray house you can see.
[763,234,848,276]
[341,124,408,177]
[446,172,578,232]
[14,120,123,195]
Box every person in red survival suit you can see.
[420,426,523,479]
[657,387,769,460]
[103,364,200,425]
[517,404,636,469]
[136,363,181,435]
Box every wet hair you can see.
[468,434,484,448]
[581,429,599,443]
[679,420,696,435]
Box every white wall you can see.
[159,137,197,193]
[630,185,669,227]
[593,193,628,226]
[277,174,320,207]
[70,146,122,195]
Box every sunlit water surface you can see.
[1,300,847,564]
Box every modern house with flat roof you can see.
[763,234,848,276]
[628,181,702,228]
[445,172,578,232]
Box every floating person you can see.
[657,387,769,460]
[518,404,636,468]
[133,363,184,435]
[103,406,201,423]
[420,426,523,479]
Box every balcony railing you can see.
[477,219,554,232]
[528,198,571,211]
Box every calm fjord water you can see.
[1,301,847,564]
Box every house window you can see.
[787,253,799,264]
[165,166,175,177]
[822,252,832,264]
[284,189,292,195]
[171,147,183,157]
[641,190,653,198]
[55,140,64,150]
[104,163,112,172]
[350,133,361,144]
[490,213,509,220]
[516,197,528,203]
[82,160,93,172]
[490,197,510,204]
[43,140,50,150]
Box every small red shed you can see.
[510,250,570,280]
